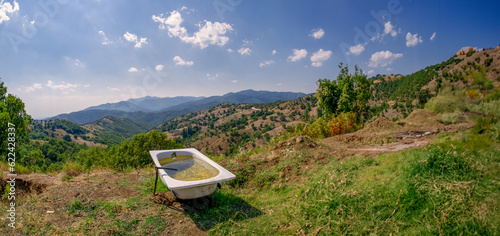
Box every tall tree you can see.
[1,79,33,161]
[315,63,371,120]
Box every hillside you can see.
[47,90,309,125]
[2,46,500,235]
[370,46,500,120]
[157,96,318,155]
[30,117,152,146]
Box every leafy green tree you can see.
[1,80,33,161]
[113,130,183,170]
[315,63,371,120]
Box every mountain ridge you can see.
[46,90,310,125]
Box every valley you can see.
[1,46,500,235]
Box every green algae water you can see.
[159,155,219,181]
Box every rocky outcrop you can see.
[465,47,475,54]
[457,49,465,56]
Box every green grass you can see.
[204,129,500,235]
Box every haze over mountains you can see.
[46,90,309,126]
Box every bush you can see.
[467,100,500,117]
[303,112,360,139]
[437,111,465,124]
[63,162,84,177]
[425,86,467,113]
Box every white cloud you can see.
[123,32,148,48]
[155,64,164,72]
[98,30,113,45]
[227,48,233,53]
[288,49,308,62]
[24,83,43,92]
[348,44,365,56]
[276,83,283,86]
[46,80,83,94]
[368,50,403,68]
[65,57,85,68]
[259,60,275,68]
[152,10,233,49]
[242,39,252,45]
[406,32,423,47]
[430,32,436,41]
[310,49,332,67]
[0,0,19,24]
[128,67,138,72]
[310,28,325,39]
[386,68,393,71]
[384,21,398,37]
[206,73,219,81]
[272,50,277,55]
[371,21,399,42]
[367,70,375,75]
[173,56,194,66]
[230,80,238,83]
[238,47,251,55]
[107,87,121,92]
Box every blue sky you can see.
[1,0,499,119]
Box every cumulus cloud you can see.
[348,44,365,56]
[46,80,85,94]
[430,32,436,41]
[155,64,164,71]
[310,28,325,39]
[259,60,275,68]
[368,50,403,68]
[226,48,233,53]
[371,21,399,41]
[238,47,251,55]
[384,21,398,37]
[310,49,333,67]
[288,49,308,62]
[24,83,43,92]
[98,30,113,45]
[272,50,277,55]
[0,0,19,24]
[367,70,375,75]
[406,32,423,47]
[230,80,238,83]
[152,10,233,49]
[124,32,148,48]
[128,67,138,72]
[173,56,194,66]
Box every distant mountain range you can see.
[83,96,204,113]
[47,90,310,126]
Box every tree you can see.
[315,63,371,120]
[1,79,33,161]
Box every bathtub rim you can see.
[149,148,236,191]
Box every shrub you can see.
[63,162,84,177]
[467,100,500,117]
[437,111,465,124]
[425,86,466,113]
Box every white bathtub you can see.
[149,148,235,199]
